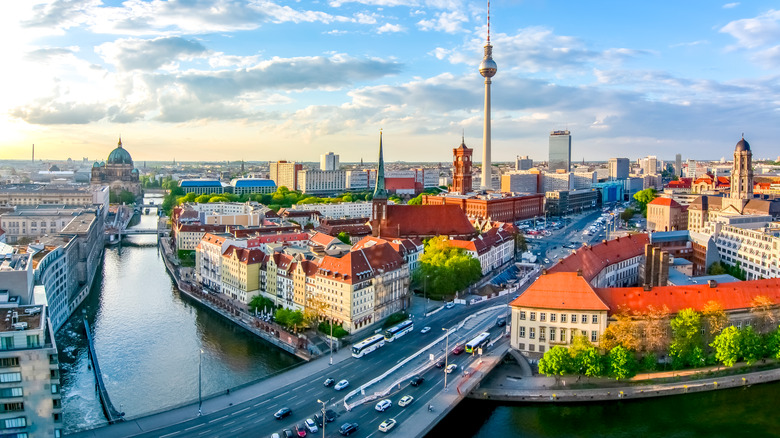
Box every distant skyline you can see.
[2,1,780,163]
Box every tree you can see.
[600,308,640,351]
[288,310,304,333]
[607,345,636,380]
[633,188,657,216]
[642,305,671,355]
[569,335,604,378]
[538,346,571,380]
[749,295,777,334]
[336,232,351,245]
[407,194,423,205]
[416,236,482,299]
[515,233,528,253]
[765,327,780,360]
[740,325,763,365]
[620,208,636,222]
[702,300,728,345]
[248,295,275,314]
[669,308,703,368]
[707,262,727,276]
[711,326,741,367]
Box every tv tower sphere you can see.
[479,53,497,78]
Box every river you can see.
[56,200,301,433]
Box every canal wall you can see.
[470,365,780,403]
[157,238,311,361]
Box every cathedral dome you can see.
[735,137,750,152]
[93,161,101,168]
[107,137,133,165]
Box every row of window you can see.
[519,311,599,324]
[0,335,41,351]
[518,326,599,343]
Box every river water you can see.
[56,201,301,433]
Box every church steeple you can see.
[371,130,389,233]
[373,130,388,200]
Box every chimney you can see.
[708,279,717,288]
[643,285,652,291]
[602,240,607,245]
[542,269,547,275]
[576,269,583,277]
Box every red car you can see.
[452,344,465,355]
[294,424,307,437]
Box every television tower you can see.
[479,0,497,190]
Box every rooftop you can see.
[0,305,43,333]
[510,272,610,311]
[548,234,649,282]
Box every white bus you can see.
[465,332,491,354]
[352,334,385,358]
[384,319,414,342]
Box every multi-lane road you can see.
[108,301,507,438]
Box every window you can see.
[519,311,526,320]
[539,327,546,341]
[539,345,545,353]
[550,313,557,322]
[560,314,567,323]
[0,358,19,368]
[51,384,59,394]
[591,331,598,342]
[550,328,556,342]
[519,326,525,338]
[3,417,26,428]
[530,312,536,321]
[529,328,536,339]
[592,315,598,324]
[0,373,21,383]
[0,388,22,398]
[53,399,61,409]
[0,337,14,350]
[560,330,566,343]
[571,314,577,323]
[529,344,535,352]
[0,403,23,413]
[582,314,588,324]
[581,330,587,337]
[26,336,40,348]
[540,313,546,322]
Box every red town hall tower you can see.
[452,137,473,195]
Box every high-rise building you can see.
[296,170,346,194]
[548,130,571,172]
[452,136,473,195]
[515,155,533,171]
[608,158,629,180]
[640,156,658,175]
[320,152,339,171]
[479,3,497,190]
[675,154,682,177]
[269,161,302,191]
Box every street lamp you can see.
[442,327,450,391]
[198,349,203,416]
[424,275,430,317]
[317,399,327,438]
[329,305,334,366]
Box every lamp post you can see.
[329,305,334,366]
[442,327,450,391]
[198,349,203,416]
[423,275,429,317]
[317,399,327,438]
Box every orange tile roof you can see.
[380,205,476,238]
[649,197,682,208]
[510,272,609,311]
[318,242,404,284]
[596,278,780,315]
[547,234,649,282]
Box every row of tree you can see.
[413,236,482,300]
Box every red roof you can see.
[385,177,416,191]
[596,278,780,315]
[318,243,404,284]
[222,246,264,264]
[648,197,682,208]
[548,234,649,282]
[309,231,339,247]
[378,205,476,239]
[666,178,692,189]
[510,272,609,311]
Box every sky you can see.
[2,0,780,164]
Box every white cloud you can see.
[96,37,209,71]
[723,2,740,9]
[720,9,780,49]
[377,23,404,33]
[417,10,468,33]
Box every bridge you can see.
[118,228,160,235]
[69,299,508,438]
[83,318,124,425]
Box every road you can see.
[102,301,506,438]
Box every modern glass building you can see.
[548,130,571,172]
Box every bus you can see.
[352,334,385,358]
[464,332,491,354]
[384,319,414,342]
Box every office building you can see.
[516,156,533,171]
[501,172,539,194]
[269,161,303,191]
[640,156,658,175]
[548,130,571,172]
[320,152,339,171]
[296,170,347,194]
[675,154,682,177]
[608,158,629,180]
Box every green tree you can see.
[620,208,636,222]
[633,188,657,216]
[607,345,636,380]
[740,325,763,365]
[711,326,741,367]
[274,308,291,327]
[415,236,482,299]
[248,295,275,313]
[288,310,305,333]
[707,262,727,276]
[569,336,604,377]
[407,194,423,205]
[765,327,780,360]
[336,232,351,245]
[669,308,703,368]
[538,346,572,380]
[515,233,528,253]
[702,300,728,345]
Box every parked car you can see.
[410,375,425,387]
[334,379,349,391]
[324,409,338,423]
[398,395,414,407]
[304,418,318,433]
[282,429,294,438]
[452,344,464,355]
[323,377,335,387]
[314,414,324,428]
[274,407,292,420]
[378,418,397,433]
[339,422,359,436]
[294,424,306,437]
[420,326,431,334]
[375,399,392,412]
[446,364,458,374]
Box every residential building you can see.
[647,198,688,232]
[500,172,539,194]
[572,171,597,190]
[449,227,515,275]
[220,246,264,304]
[0,206,82,244]
[542,172,573,193]
[345,169,376,191]
[290,202,372,219]
[515,155,534,171]
[675,153,682,177]
[269,161,303,191]
[320,152,339,171]
[640,156,658,175]
[296,170,347,194]
[0,184,108,213]
[548,130,571,172]
[608,158,629,180]
[548,233,648,288]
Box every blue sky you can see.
[2,0,779,163]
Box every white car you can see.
[398,395,414,407]
[334,379,349,391]
[445,364,458,374]
[305,418,318,433]
[420,326,431,334]
[445,302,455,309]
[378,418,397,433]
[375,399,392,412]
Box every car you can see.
[378,418,397,432]
[496,317,507,327]
[398,395,414,407]
[435,359,444,368]
[304,418,318,433]
[375,399,392,412]
[324,409,338,423]
[314,414,324,428]
[272,433,281,438]
[452,344,464,355]
[446,302,455,309]
[282,429,294,438]
[543,258,551,264]
[334,379,349,391]
[446,364,458,374]
[420,326,431,334]
[410,375,425,387]
[294,424,307,437]
[339,422,359,436]
[274,407,292,420]
[323,377,335,387]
